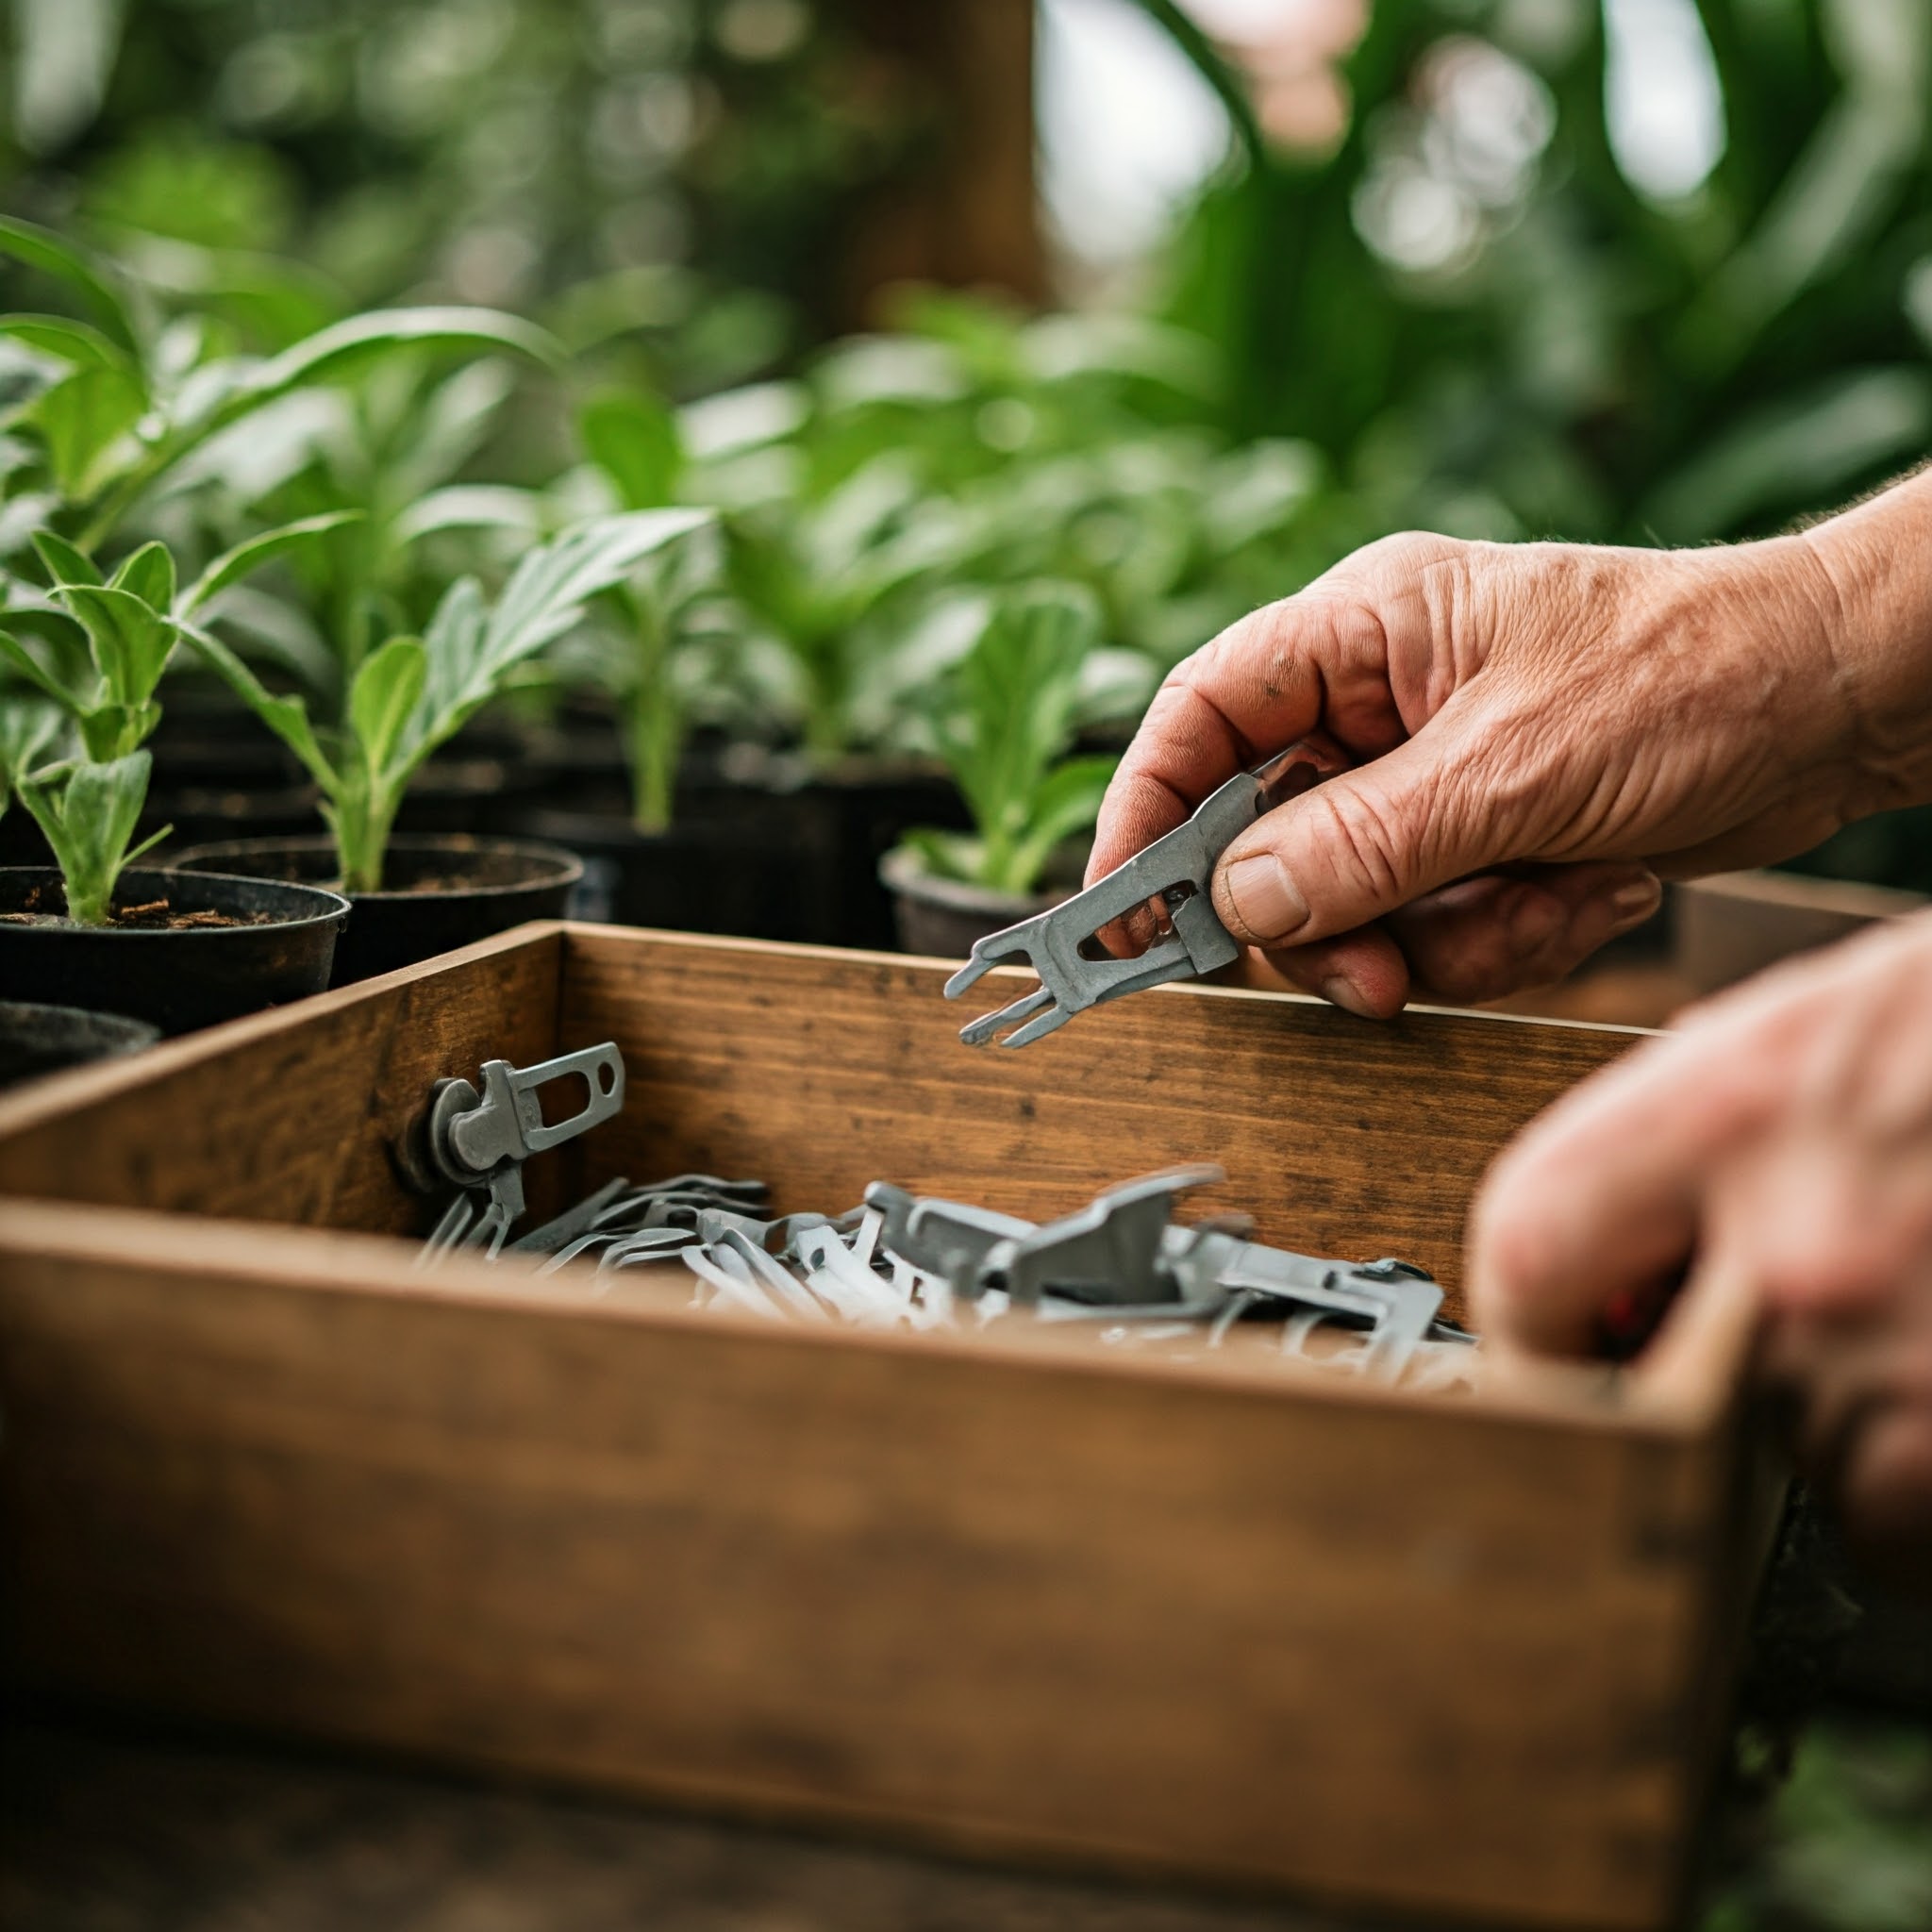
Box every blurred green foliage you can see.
[4,0,1930,890]
[0,0,920,393]
[1704,1719,1932,1932]
[1158,0,1932,549]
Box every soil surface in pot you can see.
[165,834,582,986]
[0,878,277,930]
[0,868,348,1035]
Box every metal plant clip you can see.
[404,1042,627,1259]
[943,741,1340,1049]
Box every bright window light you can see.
[1036,0,1234,266]
[1603,0,1727,202]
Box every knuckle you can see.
[1298,780,1418,906]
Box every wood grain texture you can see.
[0,929,560,1233]
[0,1204,1744,1932]
[557,928,1644,1319]
[0,928,1760,1932]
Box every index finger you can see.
[1087,604,1327,884]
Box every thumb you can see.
[1209,726,1503,946]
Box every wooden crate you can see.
[0,925,1773,1930]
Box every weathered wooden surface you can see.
[0,930,559,1232]
[558,929,1642,1314]
[0,1200,1740,1932]
[0,927,1755,1931]
[2,1718,1351,1932]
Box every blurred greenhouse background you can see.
[1,0,1928,904]
[2,5,1931,1921]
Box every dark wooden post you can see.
[837,0,1046,322]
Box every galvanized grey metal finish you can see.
[403,1043,1473,1386]
[944,744,1332,1049]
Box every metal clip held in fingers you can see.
[943,743,1336,1048]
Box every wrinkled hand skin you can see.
[1090,472,1932,1015]
[1471,915,1932,1596]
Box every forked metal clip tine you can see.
[943,743,1335,1049]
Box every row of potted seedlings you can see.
[1,219,1322,1076]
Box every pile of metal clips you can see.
[401,1044,1478,1390]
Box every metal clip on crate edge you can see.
[404,1043,627,1259]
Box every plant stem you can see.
[625,596,678,834]
[329,778,400,895]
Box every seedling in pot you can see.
[896,582,1122,900]
[570,392,724,833]
[0,518,351,922]
[186,509,711,892]
[582,383,961,760]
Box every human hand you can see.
[1090,480,1932,1014]
[1471,913,1932,1592]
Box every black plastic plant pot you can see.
[877,846,1063,961]
[0,869,349,1037]
[678,748,970,951]
[164,834,582,986]
[0,999,159,1091]
[505,802,825,942]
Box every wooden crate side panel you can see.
[0,1250,1728,1931]
[558,932,1641,1318]
[0,936,559,1232]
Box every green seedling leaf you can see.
[30,528,104,589]
[421,507,712,726]
[239,307,561,410]
[177,621,338,796]
[349,635,426,775]
[0,626,84,711]
[931,581,1105,894]
[19,750,162,925]
[25,362,147,499]
[0,312,139,376]
[580,388,684,508]
[0,695,63,819]
[56,583,178,715]
[391,486,542,547]
[0,217,142,358]
[1005,755,1117,897]
[110,540,176,612]
[177,509,364,616]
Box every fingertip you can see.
[1257,927,1411,1019]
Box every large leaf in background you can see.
[114,237,344,352]
[0,215,141,356]
[25,363,146,498]
[391,486,544,548]
[581,388,684,509]
[0,313,139,376]
[233,307,561,410]
[1641,367,1932,541]
[1005,754,1118,895]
